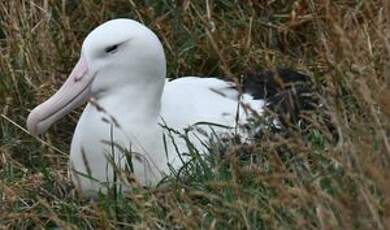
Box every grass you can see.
[1,0,389,229]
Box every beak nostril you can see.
[73,56,88,82]
[74,75,83,82]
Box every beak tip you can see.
[26,110,41,137]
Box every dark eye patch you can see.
[105,44,119,53]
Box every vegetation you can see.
[1,0,389,229]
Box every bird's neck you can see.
[91,79,165,125]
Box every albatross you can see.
[27,19,310,194]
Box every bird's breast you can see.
[68,103,168,192]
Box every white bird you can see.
[27,19,308,194]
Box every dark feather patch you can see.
[242,68,318,127]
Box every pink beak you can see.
[27,55,94,136]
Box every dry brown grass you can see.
[0,0,389,229]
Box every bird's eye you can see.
[105,44,119,54]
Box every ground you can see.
[0,1,389,229]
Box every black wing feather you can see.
[242,68,317,127]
